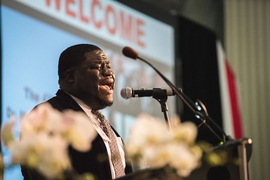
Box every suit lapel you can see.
[54,89,113,177]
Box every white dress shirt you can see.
[69,95,126,179]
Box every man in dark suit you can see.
[21,44,132,180]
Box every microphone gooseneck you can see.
[122,46,232,143]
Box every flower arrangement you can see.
[1,104,218,180]
[1,103,97,179]
[125,113,203,178]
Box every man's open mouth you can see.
[99,79,114,91]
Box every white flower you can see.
[20,103,97,152]
[62,110,97,152]
[167,142,199,177]
[1,103,97,179]
[125,113,171,162]
[172,120,198,145]
[129,114,170,145]
[142,144,172,168]
[125,113,202,178]
[20,103,64,138]
[34,134,71,179]
[1,117,16,147]
[8,133,71,178]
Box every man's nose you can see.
[103,68,114,76]
[102,65,114,77]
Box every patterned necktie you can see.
[91,110,125,178]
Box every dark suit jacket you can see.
[21,89,132,180]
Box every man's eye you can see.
[91,65,101,69]
[90,63,110,70]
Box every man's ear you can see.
[64,69,75,83]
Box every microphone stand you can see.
[122,46,252,180]
[147,57,252,180]
[152,88,172,131]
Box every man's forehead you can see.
[85,51,109,61]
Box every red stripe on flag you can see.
[225,60,243,138]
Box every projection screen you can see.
[1,0,175,179]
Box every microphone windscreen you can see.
[122,46,139,60]
[120,87,132,99]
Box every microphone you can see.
[122,46,139,60]
[121,87,175,99]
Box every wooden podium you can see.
[117,137,252,180]
[185,137,252,180]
